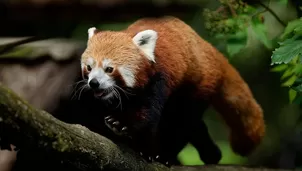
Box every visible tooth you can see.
[121,127,128,131]
[113,121,120,125]
[155,155,160,159]
[105,116,111,119]
[108,118,115,122]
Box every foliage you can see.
[203,0,302,105]
[203,0,273,58]
[271,17,302,104]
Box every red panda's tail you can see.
[211,62,265,156]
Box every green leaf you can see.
[278,0,288,5]
[224,18,236,27]
[281,67,294,80]
[292,84,302,92]
[251,16,272,49]
[281,18,302,40]
[270,64,288,72]
[292,95,302,104]
[289,89,297,103]
[243,5,257,14]
[282,75,297,86]
[293,64,302,74]
[271,38,302,65]
[290,54,299,64]
[292,77,302,85]
[226,31,248,57]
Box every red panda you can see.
[80,16,265,166]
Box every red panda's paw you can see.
[104,115,130,137]
[154,155,172,167]
[138,152,171,167]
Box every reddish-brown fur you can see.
[82,16,265,156]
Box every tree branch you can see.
[0,37,50,56]
[0,84,294,171]
[0,83,167,171]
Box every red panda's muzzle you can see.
[93,89,105,97]
[89,78,106,97]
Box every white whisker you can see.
[71,84,85,100]
[113,85,134,99]
[78,84,89,100]
[113,87,123,110]
[70,79,88,100]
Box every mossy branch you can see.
[0,83,294,171]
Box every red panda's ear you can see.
[132,29,158,63]
[88,27,98,39]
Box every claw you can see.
[108,118,115,122]
[148,156,152,161]
[165,161,169,166]
[105,115,111,120]
[113,121,120,125]
[139,152,143,156]
[121,127,128,131]
[155,155,160,159]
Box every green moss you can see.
[52,135,70,152]
[0,46,34,58]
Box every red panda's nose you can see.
[88,78,100,89]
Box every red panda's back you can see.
[125,16,223,91]
[125,16,200,87]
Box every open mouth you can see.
[93,89,106,97]
[92,88,115,99]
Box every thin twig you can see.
[258,0,286,27]
[226,1,238,17]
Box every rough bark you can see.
[0,80,295,171]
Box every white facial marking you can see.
[102,58,112,68]
[118,66,136,87]
[88,27,97,39]
[88,68,115,89]
[132,29,158,63]
[87,57,94,66]
[81,63,84,70]
[81,57,95,78]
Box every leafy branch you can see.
[271,17,302,104]
[203,0,286,58]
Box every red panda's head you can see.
[81,27,158,100]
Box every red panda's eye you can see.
[105,67,114,73]
[87,65,92,71]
